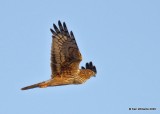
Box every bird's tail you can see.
[21,82,42,90]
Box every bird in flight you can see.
[21,21,97,90]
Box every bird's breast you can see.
[61,69,80,76]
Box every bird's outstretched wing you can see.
[50,21,82,77]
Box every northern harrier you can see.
[21,21,97,90]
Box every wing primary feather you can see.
[86,63,89,69]
[58,20,64,32]
[63,22,70,36]
[93,66,97,74]
[70,31,75,40]
[81,66,85,69]
[89,61,93,67]
[53,24,60,33]
[63,22,68,31]
[50,28,56,35]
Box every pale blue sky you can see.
[0,0,160,114]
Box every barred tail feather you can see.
[21,83,40,90]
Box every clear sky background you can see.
[0,0,160,114]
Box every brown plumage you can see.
[21,21,97,90]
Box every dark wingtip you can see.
[63,22,70,36]
[93,66,97,74]
[81,66,85,69]
[53,23,60,33]
[70,31,75,39]
[58,20,64,32]
[63,22,66,27]
[82,61,97,74]
[53,24,57,29]
[50,28,54,33]
[58,20,62,27]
